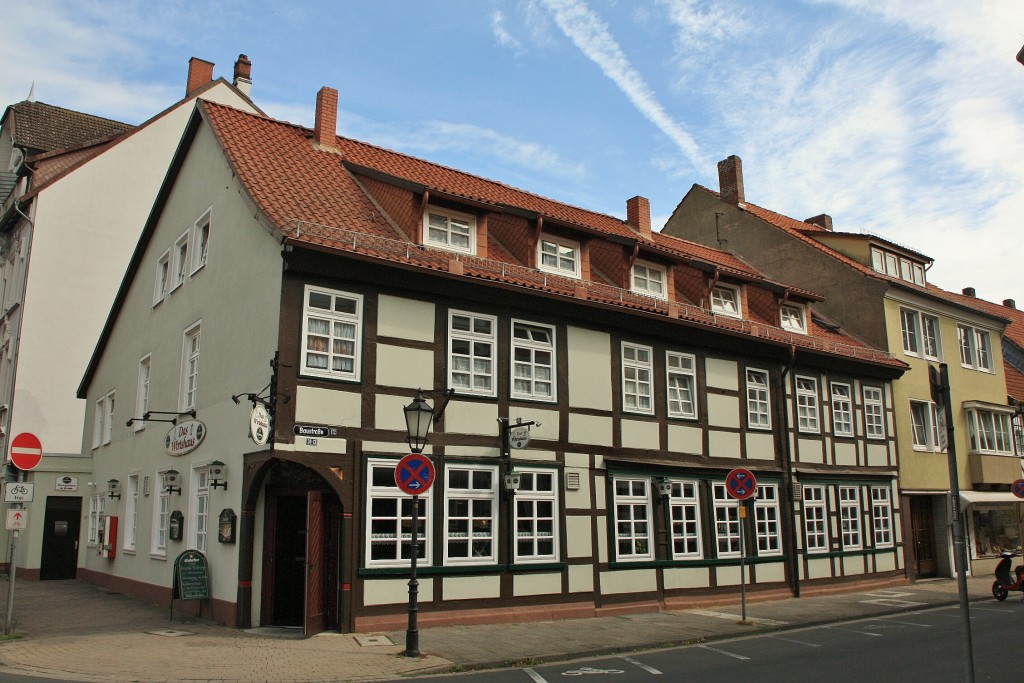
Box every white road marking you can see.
[859,598,926,607]
[970,607,1015,613]
[873,618,933,627]
[768,634,821,647]
[698,644,750,660]
[689,609,788,626]
[622,656,662,674]
[861,590,916,598]
[826,625,882,637]
[524,668,549,682]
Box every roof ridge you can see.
[13,99,134,129]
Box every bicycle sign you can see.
[3,482,34,503]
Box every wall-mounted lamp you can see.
[403,389,434,454]
[656,477,673,498]
[163,469,182,495]
[503,471,523,495]
[107,478,122,500]
[208,460,228,490]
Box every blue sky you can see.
[5,0,1024,305]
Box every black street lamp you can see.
[402,389,434,658]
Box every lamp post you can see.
[402,389,434,658]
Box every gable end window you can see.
[780,304,807,333]
[424,207,475,255]
[154,249,171,305]
[191,209,211,274]
[537,234,581,278]
[631,261,667,299]
[301,286,363,381]
[172,231,189,290]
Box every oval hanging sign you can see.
[165,420,206,456]
[508,426,531,450]
[249,404,271,446]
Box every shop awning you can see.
[959,491,1024,505]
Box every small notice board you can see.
[171,549,210,620]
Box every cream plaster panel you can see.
[293,436,347,454]
[565,470,591,510]
[620,419,659,450]
[445,401,500,436]
[566,516,593,558]
[834,442,857,467]
[663,566,711,590]
[375,394,412,433]
[745,431,775,460]
[444,574,501,601]
[705,358,739,391]
[364,578,434,606]
[797,438,825,464]
[755,562,786,583]
[568,564,594,593]
[866,444,889,467]
[875,553,896,572]
[567,327,613,410]
[511,449,557,462]
[361,442,433,456]
[715,565,741,586]
[565,452,590,468]
[377,295,435,342]
[445,446,501,458]
[842,556,865,576]
[601,568,656,595]
[376,346,434,390]
[513,572,562,597]
[596,514,608,562]
[806,558,832,580]
[708,430,741,459]
[594,476,606,511]
[707,394,740,429]
[509,409,559,441]
[295,386,362,429]
[569,414,613,447]
[668,424,703,455]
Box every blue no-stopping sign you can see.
[395,453,436,495]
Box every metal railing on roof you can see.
[292,220,895,365]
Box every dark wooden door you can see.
[911,497,938,578]
[304,490,326,635]
[40,497,82,580]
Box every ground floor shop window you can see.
[514,468,559,563]
[366,459,432,567]
[970,505,1021,558]
[613,477,653,560]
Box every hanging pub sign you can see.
[249,404,271,446]
[508,425,531,449]
[165,420,206,456]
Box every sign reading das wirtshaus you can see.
[165,420,206,456]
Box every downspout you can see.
[775,344,800,597]
[705,268,721,309]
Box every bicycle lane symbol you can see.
[561,666,625,676]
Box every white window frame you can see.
[180,321,201,411]
[900,308,920,356]
[958,324,993,372]
[910,399,944,452]
[780,303,807,334]
[755,484,782,556]
[513,468,559,564]
[912,263,926,286]
[300,285,363,382]
[802,485,828,553]
[795,376,820,434]
[190,467,210,554]
[871,486,894,548]
[830,382,854,437]
[863,386,885,439]
[966,407,1014,455]
[712,483,741,558]
[839,486,862,550]
[365,459,433,567]
[88,494,105,546]
[424,206,476,255]
[899,258,913,282]
[621,342,653,414]
[537,234,581,278]
[870,248,885,273]
[710,284,741,318]
[746,368,771,430]
[631,260,667,300]
[134,355,151,433]
[884,253,899,277]
[668,479,703,559]
[612,477,653,561]
[666,351,697,419]
[443,464,499,566]
[123,474,140,552]
[448,310,497,397]
[921,313,941,360]
[191,208,211,274]
[101,390,114,445]
[154,248,171,305]
[92,396,105,450]
[152,470,173,556]
[510,320,556,402]
[172,230,189,290]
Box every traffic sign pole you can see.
[395,454,435,658]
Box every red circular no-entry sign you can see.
[725,468,757,500]
[10,432,43,471]
[395,453,435,496]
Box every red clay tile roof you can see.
[5,101,134,154]
[200,102,901,370]
[1004,364,1024,402]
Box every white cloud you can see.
[538,0,707,171]
[492,9,525,53]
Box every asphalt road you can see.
[394,604,1021,683]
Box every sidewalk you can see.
[0,574,1002,682]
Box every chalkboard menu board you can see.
[172,549,210,601]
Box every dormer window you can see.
[780,303,807,334]
[424,207,475,255]
[538,234,581,278]
[631,260,667,299]
[871,247,926,286]
[710,284,741,318]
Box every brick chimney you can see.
[718,155,745,205]
[314,86,339,150]
[233,54,252,97]
[805,214,833,231]
[626,196,652,237]
[186,57,215,96]
[1004,299,1016,309]
[962,287,976,297]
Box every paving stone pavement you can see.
[0,574,1006,682]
